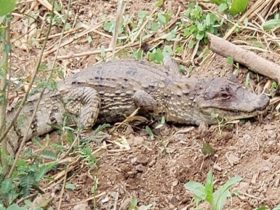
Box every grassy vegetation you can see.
[185,170,242,210]
[0,0,279,209]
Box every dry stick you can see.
[110,0,126,57]
[201,0,268,67]
[208,33,280,83]
[57,166,68,210]
[264,0,280,20]
[57,7,161,60]
[61,192,106,208]
[224,0,267,39]
[44,22,103,56]
[0,20,11,171]
[0,20,52,145]
[130,7,158,44]
[8,0,72,177]
[37,0,62,20]
[6,6,55,178]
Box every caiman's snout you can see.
[256,94,270,110]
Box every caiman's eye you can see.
[220,92,230,99]
[219,88,231,99]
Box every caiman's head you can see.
[193,77,269,124]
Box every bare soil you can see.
[9,0,280,209]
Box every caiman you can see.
[6,59,269,155]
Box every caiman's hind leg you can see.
[63,87,101,129]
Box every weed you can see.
[78,146,97,168]
[254,204,280,210]
[185,170,242,210]
[262,13,280,31]
[0,155,55,206]
[128,197,153,210]
[182,3,220,47]
[211,0,249,15]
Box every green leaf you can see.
[103,21,114,33]
[165,28,177,41]
[188,39,196,49]
[211,0,226,4]
[0,179,14,194]
[155,0,164,7]
[213,176,242,210]
[128,197,138,210]
[35,163,55,181]
[138,10,148,22]
[205,170,214,203]
[229,0,249,15]
[196,31,205,41]
[40,150,57,161]
[0,0,16,16]
[262,19,280,31]
[184,181,206,200]
[65,183,76,191]
[254,207,268,210]
[145,126,154,140]
[132,49,143,60]
[148,48,164,64]
[218,3,228,12]
[226,56,234,65]
[273,204,280,210]
[150,21,161,32]
[6,204,26,210]
[202,142,215,156]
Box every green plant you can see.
[211,0,249,15]
[185,170,242,210]
[78,146,97,168]
[262,14,280,31]
[182,3,220,48]
[0,0,17,175]
[0,158,55,206]
[254,204,280,210]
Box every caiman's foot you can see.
[64,87,100,129]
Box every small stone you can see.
[73,203,89,210]
[135,164,145,172]
[226,152,240,166]
[213,163,222,171]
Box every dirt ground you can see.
[9,0,280,209]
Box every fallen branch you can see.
[208,33,280,83]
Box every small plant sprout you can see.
[185,170,242,210]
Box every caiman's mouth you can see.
[201,106,268,123]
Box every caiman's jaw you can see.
[195,77,270,124]
[200,106,268,124]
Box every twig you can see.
[8,0,73,177]
[113,190,119,210]
[44,22,103,56]
[208,33,280,83]
[0,18,11,172]
[225,0,268,39]
[6,1,56,177]
[61,192,106,208]
[110,0,126,57]
[37,0,63,19]
[57,165,68,210]
[0,12,53,145]
[130,7,158,44]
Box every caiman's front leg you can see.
[63,86,101,129]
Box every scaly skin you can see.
[6,60,269,155]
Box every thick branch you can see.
[208,33,280,83]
